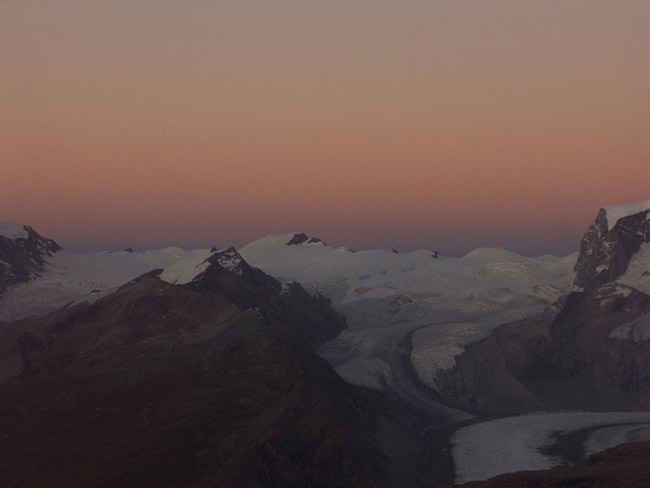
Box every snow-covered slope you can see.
[1,222,63,296]
[240,233,577,398]
[0,247,215,322]
[241,234,575,305]
[609,313,650,343]
[618,242,650,295]
[603,200,650,231]
[0,222,30,240]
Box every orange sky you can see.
[1,1,648,255]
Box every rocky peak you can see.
[187,247,345,346]
[214,246,244,275]
[286,233,309,245]
[574,203,650,290]
[0,223,62,295]
[286,233,327,246]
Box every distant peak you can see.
[214,247,244,273]
[0,222,62,255]
[286,233,309,245]
[464,247,523,260]
[286,233,327,247]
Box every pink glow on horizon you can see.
[2,2,648,255]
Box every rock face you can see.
[286,233,326,246]
[0,252,439,488]
[436,203,650,414]
[286,233,310,245]
[0,223,62,295]
[186,247,346,346]
[574,207,650,289]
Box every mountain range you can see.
[1,200,650,487]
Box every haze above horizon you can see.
[2,1,648,256]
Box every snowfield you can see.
[0,248,215,322]
[452,411,650,484]
[240,234,577,401]
[619,242,650,296]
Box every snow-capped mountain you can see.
[0,234,216,322]
[2,202,650,487]
[0,222,577,417]
[185,247,345,346]
[574,200,650,290]
[436,201,650,413]
[240,232,576,407]
[0,222,62,295]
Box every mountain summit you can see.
[436,199,650,413]
[574,201,650,290]
[0,222,62,295]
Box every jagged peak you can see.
[574,201,650,290]
[0,222,62,256]
[213,246,245,274]
[286,233,327,247]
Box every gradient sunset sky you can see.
[2,1,648,255]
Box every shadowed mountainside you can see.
[0,256,446,487]
[0,224,62,295]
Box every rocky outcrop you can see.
[574,207,650,290]
[286,233,327,246]
[186,247,346,346]
[0,223,62,295]
[286,233,310,245]
[437,286,650,413]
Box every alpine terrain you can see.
[1,200,650,486]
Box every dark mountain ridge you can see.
[0,248,444,487]
[0,224,62,295]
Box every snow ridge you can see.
[0,222,29,240]
[240,233,577,396]
[603,200,650,231]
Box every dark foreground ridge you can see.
[0,252,446,487]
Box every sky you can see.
[1,1,648,256]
